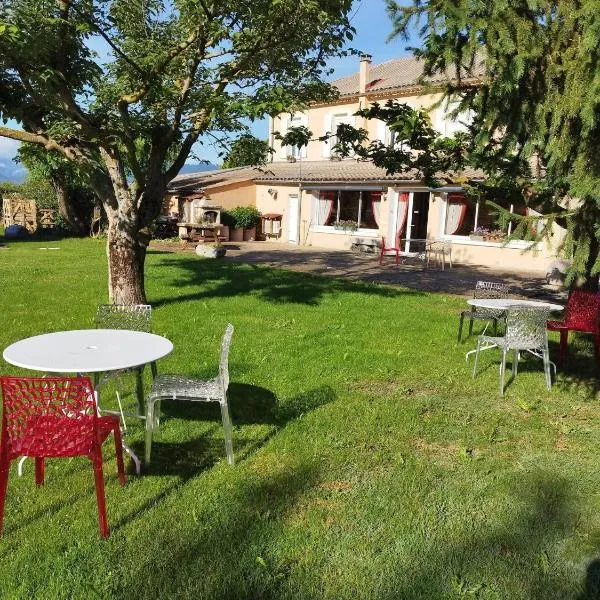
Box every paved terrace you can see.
[166,241,565,302]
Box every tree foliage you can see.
[386,0,600,287]
[0,0,354,301]
[221,134,272,168]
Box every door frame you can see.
[287,193,300,244]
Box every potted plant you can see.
[333,219,359,232]
[227,206,262,241]
[469,227,487,241]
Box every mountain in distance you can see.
[0,161,218,185]
[0,161,27,184]
[175,162,219,175]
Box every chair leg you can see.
[512,348,518,378]
[500,349,507,396]
[35,457,45,487]
[144,399,156,465]
[543,350,552,389]
[112,425,126,486]
[135,367,145,417]
[0,462,10,535]
[472,339,482,378]
[91,453,109,538]
[559,330,568,364]
[468,317,474,337]
[395,250,400,265]
[220,398,235,466]
[493,318,498,336]
[150,361,158,380]
[458,313,465,342]
[379,247,384,265]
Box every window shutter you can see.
[279,116,288,158]
[322,114,333,158]
[300,114,309,158]
[376,120,386,144]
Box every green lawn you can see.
[0,237,599,599]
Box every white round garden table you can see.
[3,329,173,475]
[466,298,564,312]
[3,329,173,373]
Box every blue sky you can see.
[0,0,415,171]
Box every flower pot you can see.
[219,225,229,241]
[469,234,485,241]
[229,227,244,242]
[195,244,226,258]
[243,227,256,241]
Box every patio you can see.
[194,241,566,301]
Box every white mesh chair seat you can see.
[149,375,222,401]
[144,324,235,467]
[458,281,511,341]
[472,307,554,395]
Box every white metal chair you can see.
[458,281,510,341]
[94,304,155,475]
[472,307,555,396]
[94,304,156,419]
[144,324,235,466]
[427,239,453,270]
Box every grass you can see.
[0,237,599,599]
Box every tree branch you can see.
[0,126,83,161]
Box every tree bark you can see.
[105,214,147,304]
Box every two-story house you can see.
[166,54,562,273]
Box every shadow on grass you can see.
[115,461,321,600]
[112,465,595,598]
[374,471,586,599]
[130,384,335,481]
[149,253,420,308]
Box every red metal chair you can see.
[0,376,125,538]
[547,290,600,364]
[379,235,401,265]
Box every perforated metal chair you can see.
[547,290,600,364]
[144,324,235,466]
[427,239,453,270]
[0,376,125,538]
[472,307,554,396]
[94,304,156,418]
[458,281,510,341]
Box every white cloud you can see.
[0,137,21,160]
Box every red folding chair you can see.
[379,235,401,265]
[0,376,125,538]
[547,290,600,364]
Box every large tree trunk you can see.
[105,214,147,304]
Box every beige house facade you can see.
[167,55,564,274]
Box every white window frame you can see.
[440,99,474,137]
[286,114,308,158]
[438,194,541,249]
[310,189,380,235]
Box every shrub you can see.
[225,206,261,229]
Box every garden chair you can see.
[0,376,125,538]
[144,324,235,467]
[458,281,510,341]
[547,290,600,365]
[427,239,453,270]
[472,307,554,396]
[379,235,401,265]
[95,304,156,419]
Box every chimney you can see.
[359,54,372,95]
